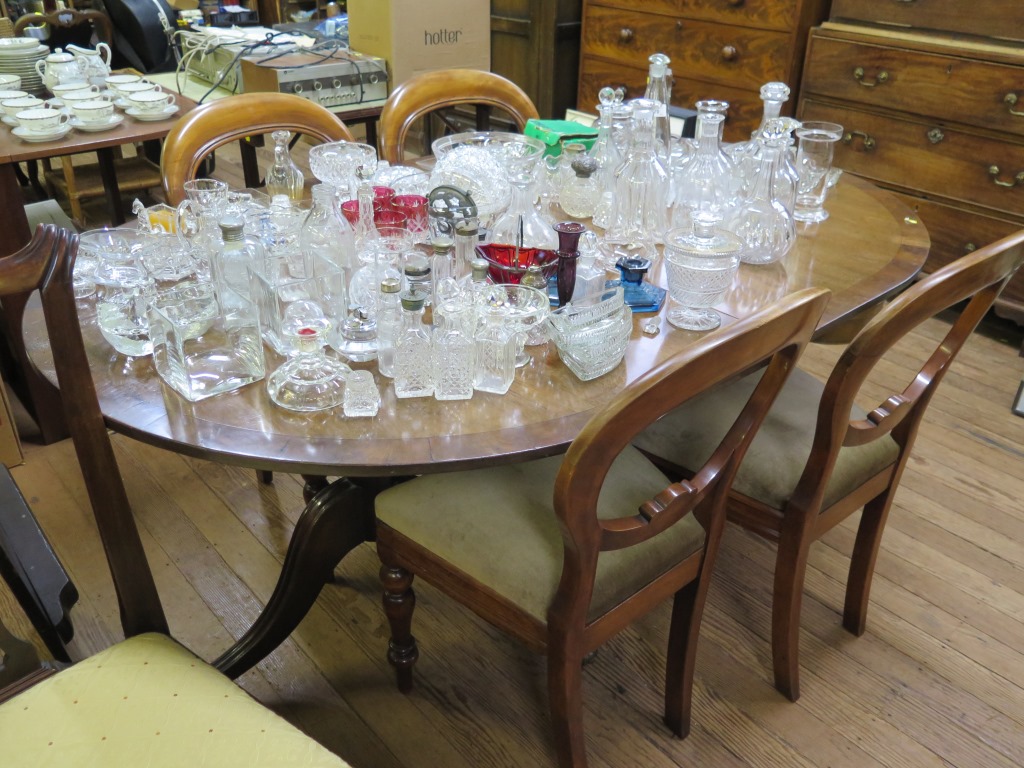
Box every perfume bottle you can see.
[560,155,601,219]
[265,130,304,202]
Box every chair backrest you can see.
[14,8,113,47]
[0,225,168,639]
[790,229,1024,513]
[550,288,831,626]
[160,92,355,205]
[379,68,540,165]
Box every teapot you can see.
[66,43,112,86]
[34,48,86,91]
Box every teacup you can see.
[0,74,21,90]
[51,81,95,99]
[105,73,141,92]
[0,88,27,103]
[2,96,45,118]
[16,107,69,134]
[61,89,112,107]
[128,90,174,113]
[116,81,161,98]
[72,99,115,124]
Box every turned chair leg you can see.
[843,489,897,636]
[663,580,701,738]
[380,562,418,693]
[548,635,588,768]
[772,526,815,702]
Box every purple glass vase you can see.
[553,221,586,306]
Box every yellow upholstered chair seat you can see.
[634,367,900,511]
[376,447,705,623]
[1,633,350,768]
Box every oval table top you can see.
[25,174,929,478]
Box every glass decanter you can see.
[643,52,673,163]
[599,99,669,265]
[488,167,559,267]
[671,99,729,199]
[728,129,796,265]
[266,301,351,412]
[664,213,741,331]
[670,110,741,232]
[590,86,625,230]
[265,130,304,202]
[302,183,356,279]
[728,82,792,194]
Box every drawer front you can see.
[578,55,762,142]
[581,4,792,91]
[890,192,1024,272]
[829,0,1024,43]
[799,99,1024,218]
[587,0,799,30]
[803,33,1024,138]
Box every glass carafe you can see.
[599,99,669,264]
[265,130,304,202]
[670,111,740,232]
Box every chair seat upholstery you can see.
[633,367,900,511]
[376,446,706,623]
[1,633,350,768]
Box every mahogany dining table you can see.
[22,172,929,678]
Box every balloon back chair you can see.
[378,67,540,165]
[375,288,831,767]
[634,229,1024,701]
[161,92,355,205]
[0,225,351,767]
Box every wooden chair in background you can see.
[0,225,352,766]
[634,229,1024,702]
[160,92,354,205]
[375,288,831,767]
[13,9,162,226]
[378,67,540,165]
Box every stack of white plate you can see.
[0,38,51,97]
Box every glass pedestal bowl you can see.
[477,283,550,366]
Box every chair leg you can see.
[547,634,588,768]
[663,580,701,738]
[771,525,815,702]
[843,489,897,637]
[380,561,418,693]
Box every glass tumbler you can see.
[793,121,844,223]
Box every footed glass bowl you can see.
[546,286,632,381]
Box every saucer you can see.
[125,105,178,121]
[70,113,125,132]
[2,115,19,127]
[13,123,72,142]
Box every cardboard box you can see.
[0,377,24,468]
[347,0,490,89]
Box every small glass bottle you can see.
[560,155,601,219]
[521,263,548,293]
[403,251,432,304]
[453,219,478,282]
[338,308,378,362]
[375,277,403,378]
[265,130,304,202]
[590,86,625,230]
[473,310,517,395]
[394,291,433,398]
[429,237,455,307]
[343,370,381,418]
[556,141,588,202]
[432,303,475,401]
[468,257,491,301]
[643,52,673,163]
[214,216,262,309]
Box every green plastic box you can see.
[524,118,598,158]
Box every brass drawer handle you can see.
[853,67,889,87]
[619,27,634,43]
[727,0,745,6]
[1005,93,1024,117]
[988,165,1024,187]
[843,130,877,150]
[721,45,738,62]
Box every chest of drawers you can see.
[577,0,830,142]
[798,22,1024,323]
